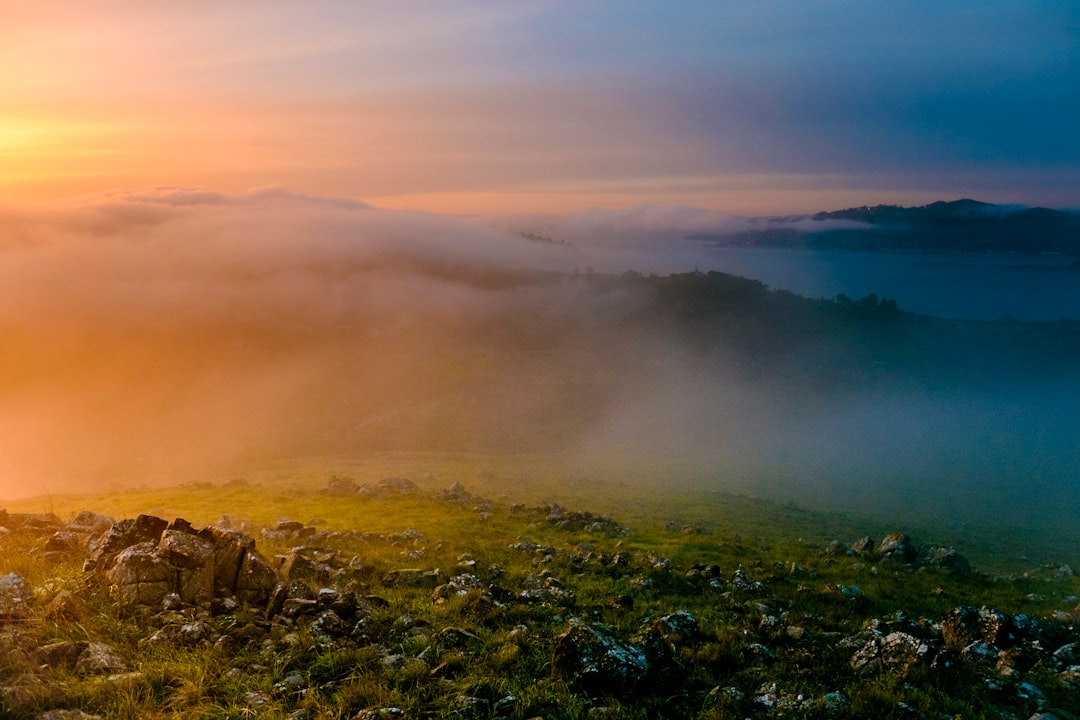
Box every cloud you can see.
[2,187,1077,539]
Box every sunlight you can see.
[0,118,45,154]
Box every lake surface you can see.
[697,247,1080,321]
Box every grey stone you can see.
[158,529,215,603]
[876,533,916,563]
[851,632,933,676]
[107,542,176,605]
[232,550,278,605]
[74,642,127,676]
[0,573,34,620]
[551,623,648,694]
[39,711,103,720]
[86,514,167,572]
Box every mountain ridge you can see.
[699,199,1080,254]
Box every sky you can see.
[2,1,1078,215]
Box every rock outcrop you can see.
[89,515,278,607]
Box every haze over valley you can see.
[3,190,1079,540]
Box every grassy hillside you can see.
[1,462,1079,719]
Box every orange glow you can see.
[366,186,954,217]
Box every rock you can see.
[960,640,1000,668]
[378,476,417,494]
[551,623,648,695]
[383,568,441,588]
[1013,682,1048,709]
[0,573,34,620]
[850,536,875,555]
[74,642,127,675]
[352,709,405,720]
[839,584,862,598]
[158,528,215,604]
[85,514,168,571]
[37,641,87,669]
[977,607,1021,649]
[1051,641,1080,669]
[45,531,81,554]
[200,525,255,597]
[96,517,278,607]
[731,567,762,592]
[66,511,114,536]
[520,574,573,604]
[280,552,320,582]
[434,482,472,503]
[876,533,916,563]
[234,550,280,605]
[822,692,849,710]
[821,540,845,556]
[453,696,490,718]
[107,542,177,605]
[941,606,1020,653]
[6,512,64,535]
[918,546,972,575]
[432,626,481,652]
[322,475,359,496]
[311,609,348,637]
[632,611,698,680]
[39,711,103,720]
[44,590,87,621]
[941,606,981,651]
[851,632,934,676]
[997,644,1042,674]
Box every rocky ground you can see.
[0,480,1078,719]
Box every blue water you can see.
[698,247,1080,321]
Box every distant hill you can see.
[699,199,1080,255]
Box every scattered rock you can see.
[918,546,972,575]
[74,642,127,676]
[66,511,114,536]
[321,475,360,496]
[378,477,417,494]
[352,709,405,720]
[941,606,1021,653]
[37,641,87,670]
[44,590,87,621]
[0,573,34,620]
[876,533,916,563]
[851,631,933,675]
[551,622,649,694]
[850,536,875,555]
[39,711,103,720]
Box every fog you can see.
[2,189,1078,531]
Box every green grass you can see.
[1,453,1078,719]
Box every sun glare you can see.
[0,118,46,154]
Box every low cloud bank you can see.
[0,189,1075,533]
